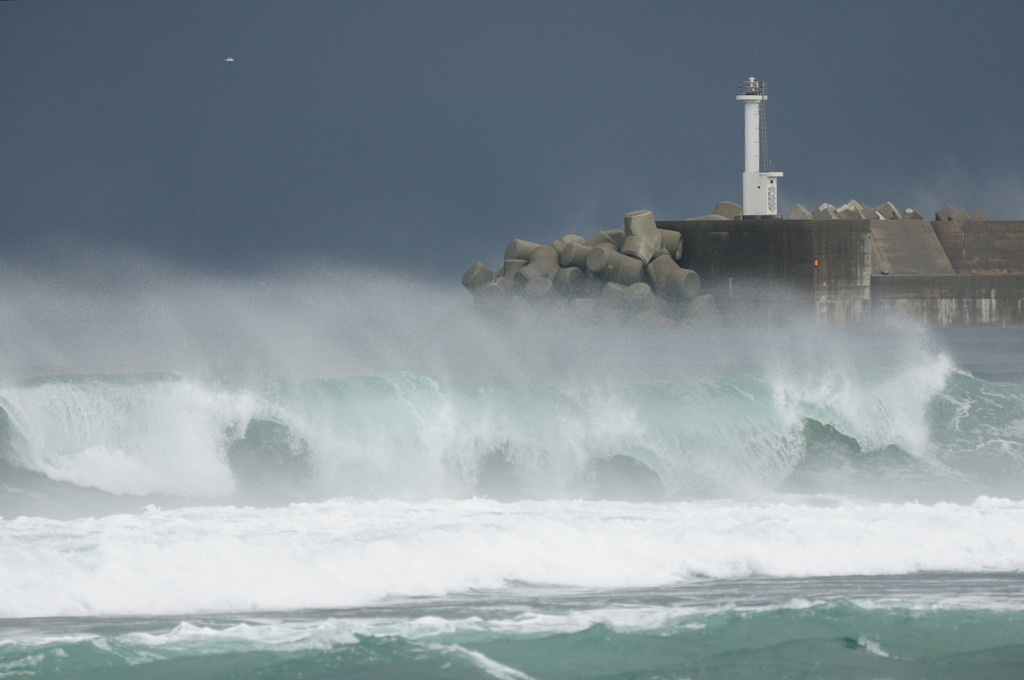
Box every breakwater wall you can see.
[462,210,712,324]
[462,203,1024,326]
[658,219,1024,326]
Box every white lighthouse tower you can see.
[736,77,783,216]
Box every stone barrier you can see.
[502,258,527,278]
[586,244,645,286]
[505,239,542,261]
[589,229,625,249]
[559,242,593,268]
[647,254,701,300]
[461,262,494,292]
[658,229,684,260]
[553,266,586,296]
[463,199,991,324]
[524,276,553,298]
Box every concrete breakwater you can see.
[462,210,710,323]
[785,199,988,223]
[663,206,1024,327]
[463,200,1023,326]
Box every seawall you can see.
[657,219,1024,326]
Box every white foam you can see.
[770,351,954,459]
[432,644,539,680]
[0,378,250,496]
[1,496,1023,619]
[0,651,46,678]
[858,636,892,658]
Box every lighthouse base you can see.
[742,171,784,216]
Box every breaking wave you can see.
[0,263,1021,516]
[1,351,1021,516]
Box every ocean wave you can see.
[5,595,1023,679]
[2,497,1023,618]
[0,351,1021,513]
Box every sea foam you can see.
[2,497,1023,618]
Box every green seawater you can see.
[4,576,1024,680]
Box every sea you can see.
[1,263,1023,679]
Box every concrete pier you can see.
[657,218,1024,326]
[463,203,1024,326]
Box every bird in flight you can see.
[225,57,235,64]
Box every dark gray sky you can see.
[2,0,1022,276]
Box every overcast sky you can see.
[2,0,1022,276]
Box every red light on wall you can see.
[813,259,819,267]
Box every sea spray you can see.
[0,260,465,380]
[0,376,252,497]
[768,352,955,459]
[0,356,972,511]
[0,262,1017,510]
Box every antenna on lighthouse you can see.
[736,76,783,216]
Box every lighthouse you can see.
[736,77,783,216]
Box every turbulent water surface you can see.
[1,265,1023,679]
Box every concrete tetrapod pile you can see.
[781,199,989,222]
[680,198,989,222]
[462,210,707,323]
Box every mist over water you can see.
[0,256,1021,519]
[0,252,946,383]
[0,255,465,380]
